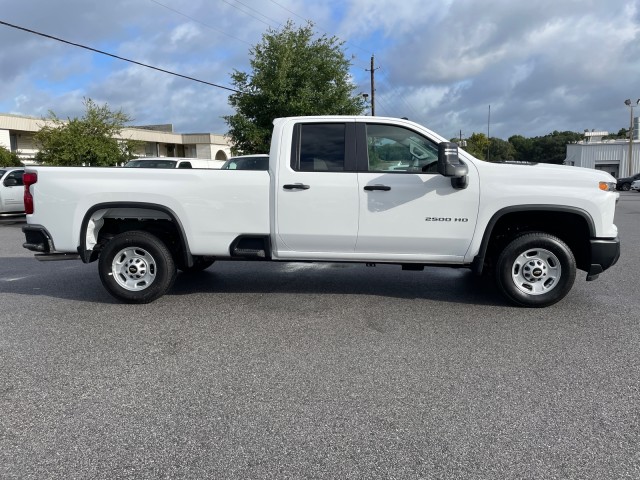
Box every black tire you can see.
[177,256,215,273]
[621,182,631,191]
[495,232,576,308]
[98,231,177,303]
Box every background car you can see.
[616,172,640,191]
[220,154,269,170]
[0,166,25,214]
[630,179,640,192]
[124,157,225,169]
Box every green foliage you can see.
[34,98,140,166]
[458,130,585,164]
[508,135,534,162]
[463,133,490,160]
[0,146,22,166]
[603,128,628,140]
[505,131,583,164]
[487,137,516,162]
[225,21,365,154]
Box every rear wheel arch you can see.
[79,202,192,268]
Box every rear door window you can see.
[290,123,356,172]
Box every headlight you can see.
[599,181,617,192]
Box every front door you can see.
[355,123,478,261]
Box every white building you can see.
[565,130,640,179]
[0,113,232,164]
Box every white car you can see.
[631,179,640,192]
[124,157,225,169]
[0,167,25,214]
[220,154,269,170]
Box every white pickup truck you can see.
[21,116,620,307]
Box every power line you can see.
[0,19,240,93]
[376,66,421,119]
[219,0,281,28]
[267,0,372,62]
[149,0,251,46]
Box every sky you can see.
[1,0,640,141]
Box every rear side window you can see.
[3,170,24,186]
[295,124,346,172]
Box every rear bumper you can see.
[586,237,620,280]
[22,224,53,253]
[22,224,80,261]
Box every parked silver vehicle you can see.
[630,179,640,192]
[0,167,25,214]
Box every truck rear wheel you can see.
[495,232,576,308]
[98,231,177,303]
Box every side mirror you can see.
[437,142,468,189]
[4,178,18,187]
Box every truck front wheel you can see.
[495,232,576,308]
[98,231,177,304]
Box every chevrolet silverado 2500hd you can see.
[21,116,620,307]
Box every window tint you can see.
[4,170,24,186]
[178,162,192,169]
[298,124,346,172]
[366,124,439,173]
[124,160,177,168]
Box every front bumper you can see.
[586,237,620,281]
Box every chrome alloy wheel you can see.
[111,247,157,291]
[511,248,562,295]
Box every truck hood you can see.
[474,160,616,188]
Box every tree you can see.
[34,98,139,166]
[487,137,516,162]
[508,135,534,163]
[463,133,490,160]
[225,21,365,154]
[0,146,22,166]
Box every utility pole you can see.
[487,105,491,162]
[366,55,379,116]
[625,99,639,177]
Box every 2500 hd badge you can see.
[425,217,469,222]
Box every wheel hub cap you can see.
[512,248,561,295]
[111,247,157,291]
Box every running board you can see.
[232,248,266,258]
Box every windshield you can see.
[0,169,6,177]
[124,160,178,168]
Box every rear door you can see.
[274,121,359,255]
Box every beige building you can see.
[0,113,232,164]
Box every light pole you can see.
[624,98,639,177]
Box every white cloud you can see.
[1,0,640,139]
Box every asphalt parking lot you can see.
[1,194,639,479]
